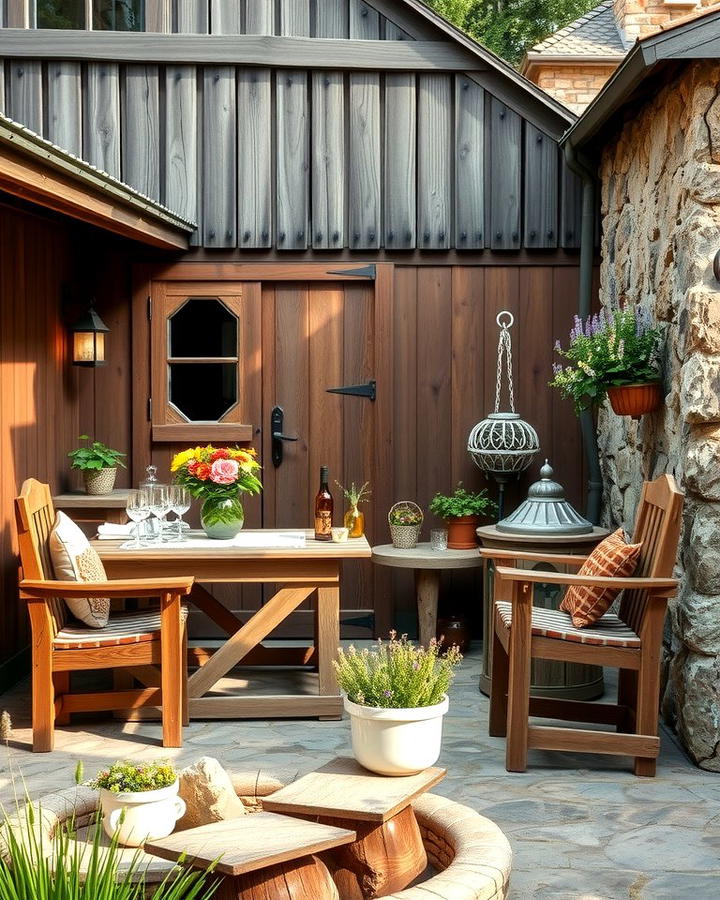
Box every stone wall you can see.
[535,64,618,114]
[599,59,720,770]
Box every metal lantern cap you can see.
[496,460,593,535]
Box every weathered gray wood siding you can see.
[0,57,582,250]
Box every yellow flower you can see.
[171,448,196,471]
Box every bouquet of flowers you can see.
[171,444,262,499]
[550,304,663,413]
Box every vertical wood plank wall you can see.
[0,202,79,687]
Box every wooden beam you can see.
[0,30,480,70]
[0,144,189,249]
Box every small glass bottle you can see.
[343,504,365,539]
[314,466,333,541]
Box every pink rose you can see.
[209,458,239,485]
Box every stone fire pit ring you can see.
[4,769,512,899]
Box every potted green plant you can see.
[89,760,185,848]
[68,435,126,495]
[429,484,495,549]
[334,633,462,775]
[550,304,664,419]
[388,501,423,549]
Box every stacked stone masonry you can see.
[598,59,720,770]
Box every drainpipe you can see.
[563,141,603,525]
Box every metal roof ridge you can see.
[0,109,196,231]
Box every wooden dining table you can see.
[93,530,371,720]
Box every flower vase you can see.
[344,505,365,538]
[200,494,244,539]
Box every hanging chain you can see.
[494,311,515,413]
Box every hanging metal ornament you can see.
[467,311,540,519]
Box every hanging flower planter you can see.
[607,382,663,419]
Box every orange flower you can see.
[210,449,230,461]
[195,463,211,480]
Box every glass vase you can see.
[200,494,244,540]
[344,505,365,539]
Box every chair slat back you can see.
[15,479,67,634]
[619,474,683,633]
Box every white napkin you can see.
[97,522,136,539]
[116,530,307,550]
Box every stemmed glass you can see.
[125,490,150,549]
[168,485,191,541]
[147,485,171,543]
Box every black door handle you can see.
[271,406,298,467]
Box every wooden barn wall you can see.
[0,200,80,687]
[0,58,582,253]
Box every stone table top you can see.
[263,757,446,823]
[144,811,355,877]
[371,542,483,569]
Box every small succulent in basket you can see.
[389,505,422,527]
[334,632,462,709]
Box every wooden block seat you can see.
[495,601,641,649]
[9,769,512,899]
[54,606,189,649]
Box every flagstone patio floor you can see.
[1,646,718,899]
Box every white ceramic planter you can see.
[100,779,186,847]
[344,694,450,776]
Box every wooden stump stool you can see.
[263,757,446,899]
[145,812,355,900]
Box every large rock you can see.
[684,424,720,500]
[682,285,720,356]
[673,650,720,772]
[680,354,720,424]
[686,504,720,595]
[176,756,248,831]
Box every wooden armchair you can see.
[14,479,194,752]
[481,474,683,776]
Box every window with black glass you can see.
[35,1,144,29]
[168,298,240,423]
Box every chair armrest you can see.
[494,566,677,594]
[479,548,588,568]
[20,577,194,600]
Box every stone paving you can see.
[1,647,719,899]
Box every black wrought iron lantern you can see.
[71,304,109,367]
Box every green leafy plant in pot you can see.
[334,632,462,775]
[429,484,496,549]
[68,435,126,495]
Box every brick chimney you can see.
[614,1,710,44]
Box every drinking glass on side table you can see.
[147,485,171,543]
[125,490,150,549]
[168,485,191,541]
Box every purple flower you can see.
[554,339,562,352]
[412,662,420,671]
[552,362,562,375]
[383,689,393,698]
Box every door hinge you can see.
[147,397,152,421]
[326,380,376,401]
[147,296,152,320]
[325,264,376,279]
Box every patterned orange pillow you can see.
[560,528,642,627]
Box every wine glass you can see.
[169,485,191,541]
[125,490,150,549]
[147,485,171,543]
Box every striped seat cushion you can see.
[495,600,641,648]
[54,606,188,650]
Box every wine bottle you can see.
[314,465,333,541]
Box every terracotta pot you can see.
[446,516,479,550]
[607,382,663,419]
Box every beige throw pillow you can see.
[49,511,110,628]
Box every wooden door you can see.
[143,277,376,639]
[261,281,376,637]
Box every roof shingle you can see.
[530,1,627,58]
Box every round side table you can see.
[476,525,610,700]
[371,543,483,647]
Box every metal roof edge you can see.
[0,111,196,233]
[524,52,624,63]
[398,0,577,128]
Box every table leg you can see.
[317,583,341,721]
[216,855,338,900]
[160,591,183,748]
[415,570,440,648]
[320,805,426,899]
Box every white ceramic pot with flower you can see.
[91,761,186,847]
[335,634,461,776]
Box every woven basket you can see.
[83,467,117,495]
[389,502,423,549]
